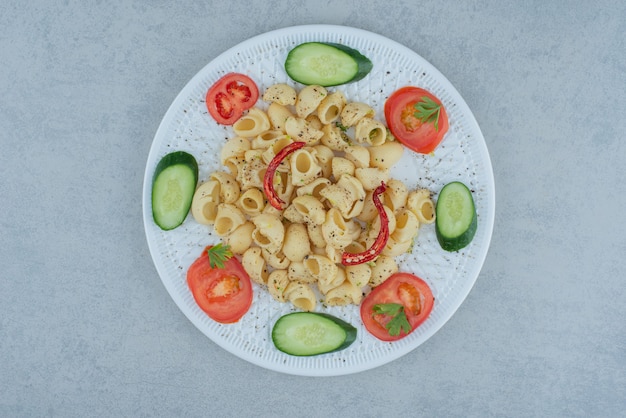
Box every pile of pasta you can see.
[191,82,436,311]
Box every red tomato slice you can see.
[360,272,434,341]
[384,86,449,154]
[186,246,253,323]
[205,73,259,125]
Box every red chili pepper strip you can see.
[264,141,306,210]
[342,182,389,266]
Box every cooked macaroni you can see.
[192,83,436,311]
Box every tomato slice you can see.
[205,73,259,125]
[360,272,434,341]
[384,86,449,154]
[186,246,253,323]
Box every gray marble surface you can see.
[1,1,625,417]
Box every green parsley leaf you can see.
[373,303,412,336]
[413,96,442,131]
[335,121,349,132]
[207,243,232,269]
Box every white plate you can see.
[142,25,495,376]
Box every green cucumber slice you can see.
[272,312,357,356]
[151,151,198,230]
[285,42,373,87]
[435,181,478,252]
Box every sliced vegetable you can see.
[205,73,259,125]
[360,272,434,341]
[384,86,449,154]
[285,42,373,87]
[263,141,306,209]
[187,245,253,324]
[151,151,198,230]
[341,182,389,265]
[435,181,477,251]
[272,312,357,356]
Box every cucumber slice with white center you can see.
[151,151,198,230]
[285,42,373,87]
[272,312,357,356]
[435,181,477,252]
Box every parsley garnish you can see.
[207,243,232,269]
[335,121,349,132]
[413,96,442,131]
[373,303,412,336]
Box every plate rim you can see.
[142,24,495,376]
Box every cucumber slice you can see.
[435,181,477,252]
[151,151,198,230]
[285,42,373,87]
[272,312,357,356]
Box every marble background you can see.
[1,1,624,416]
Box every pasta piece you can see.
[267,102,295,133]
[317,91,346,125]
[381,235,413,257]
[210,171,240,204]
[369,255,398,287]
[383,179,409,213]
[322,208,358,250]
[262,248,291,270]
[251,213,285,254]
[354,117,386,146]
[320,123,349,151]
[232,107,271,137]
[311,144,334,178]
[340,101,375,127]
[285,116,323,145]
[392,208,420,243]
[295,85,327,118]
[305,114,323,131]
[317,265,346,295]
[282,223,311,262]
[320,174,365,219]
[224,155,245,179]
[303,254,338,286]
[355,167,390,191]
[345,263,371,288]
[262,202,283,217]
[263,83,297,106]
[220,136,250,167]
[306,222,326,249]
[224,221,255,254]
[336,174,366,219]
[191,180,220,225]
[237,188,265,216]
[290,148,322,186]
[324,244,343,264]
[251,129,286,150]
[288,261,315,283]
[290,195,326,225]
[325,280,363,306]
[407,189,436,224]
[296,177,331,200]
[369,141,404,169]
[331,157,355,179]
[344,145,370,168]
[213,203,246,237]
[267,269,290,302]
[239,151,266,190]
[283,281,316,311]
[242,247,269,285]
[282,203,305,224]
